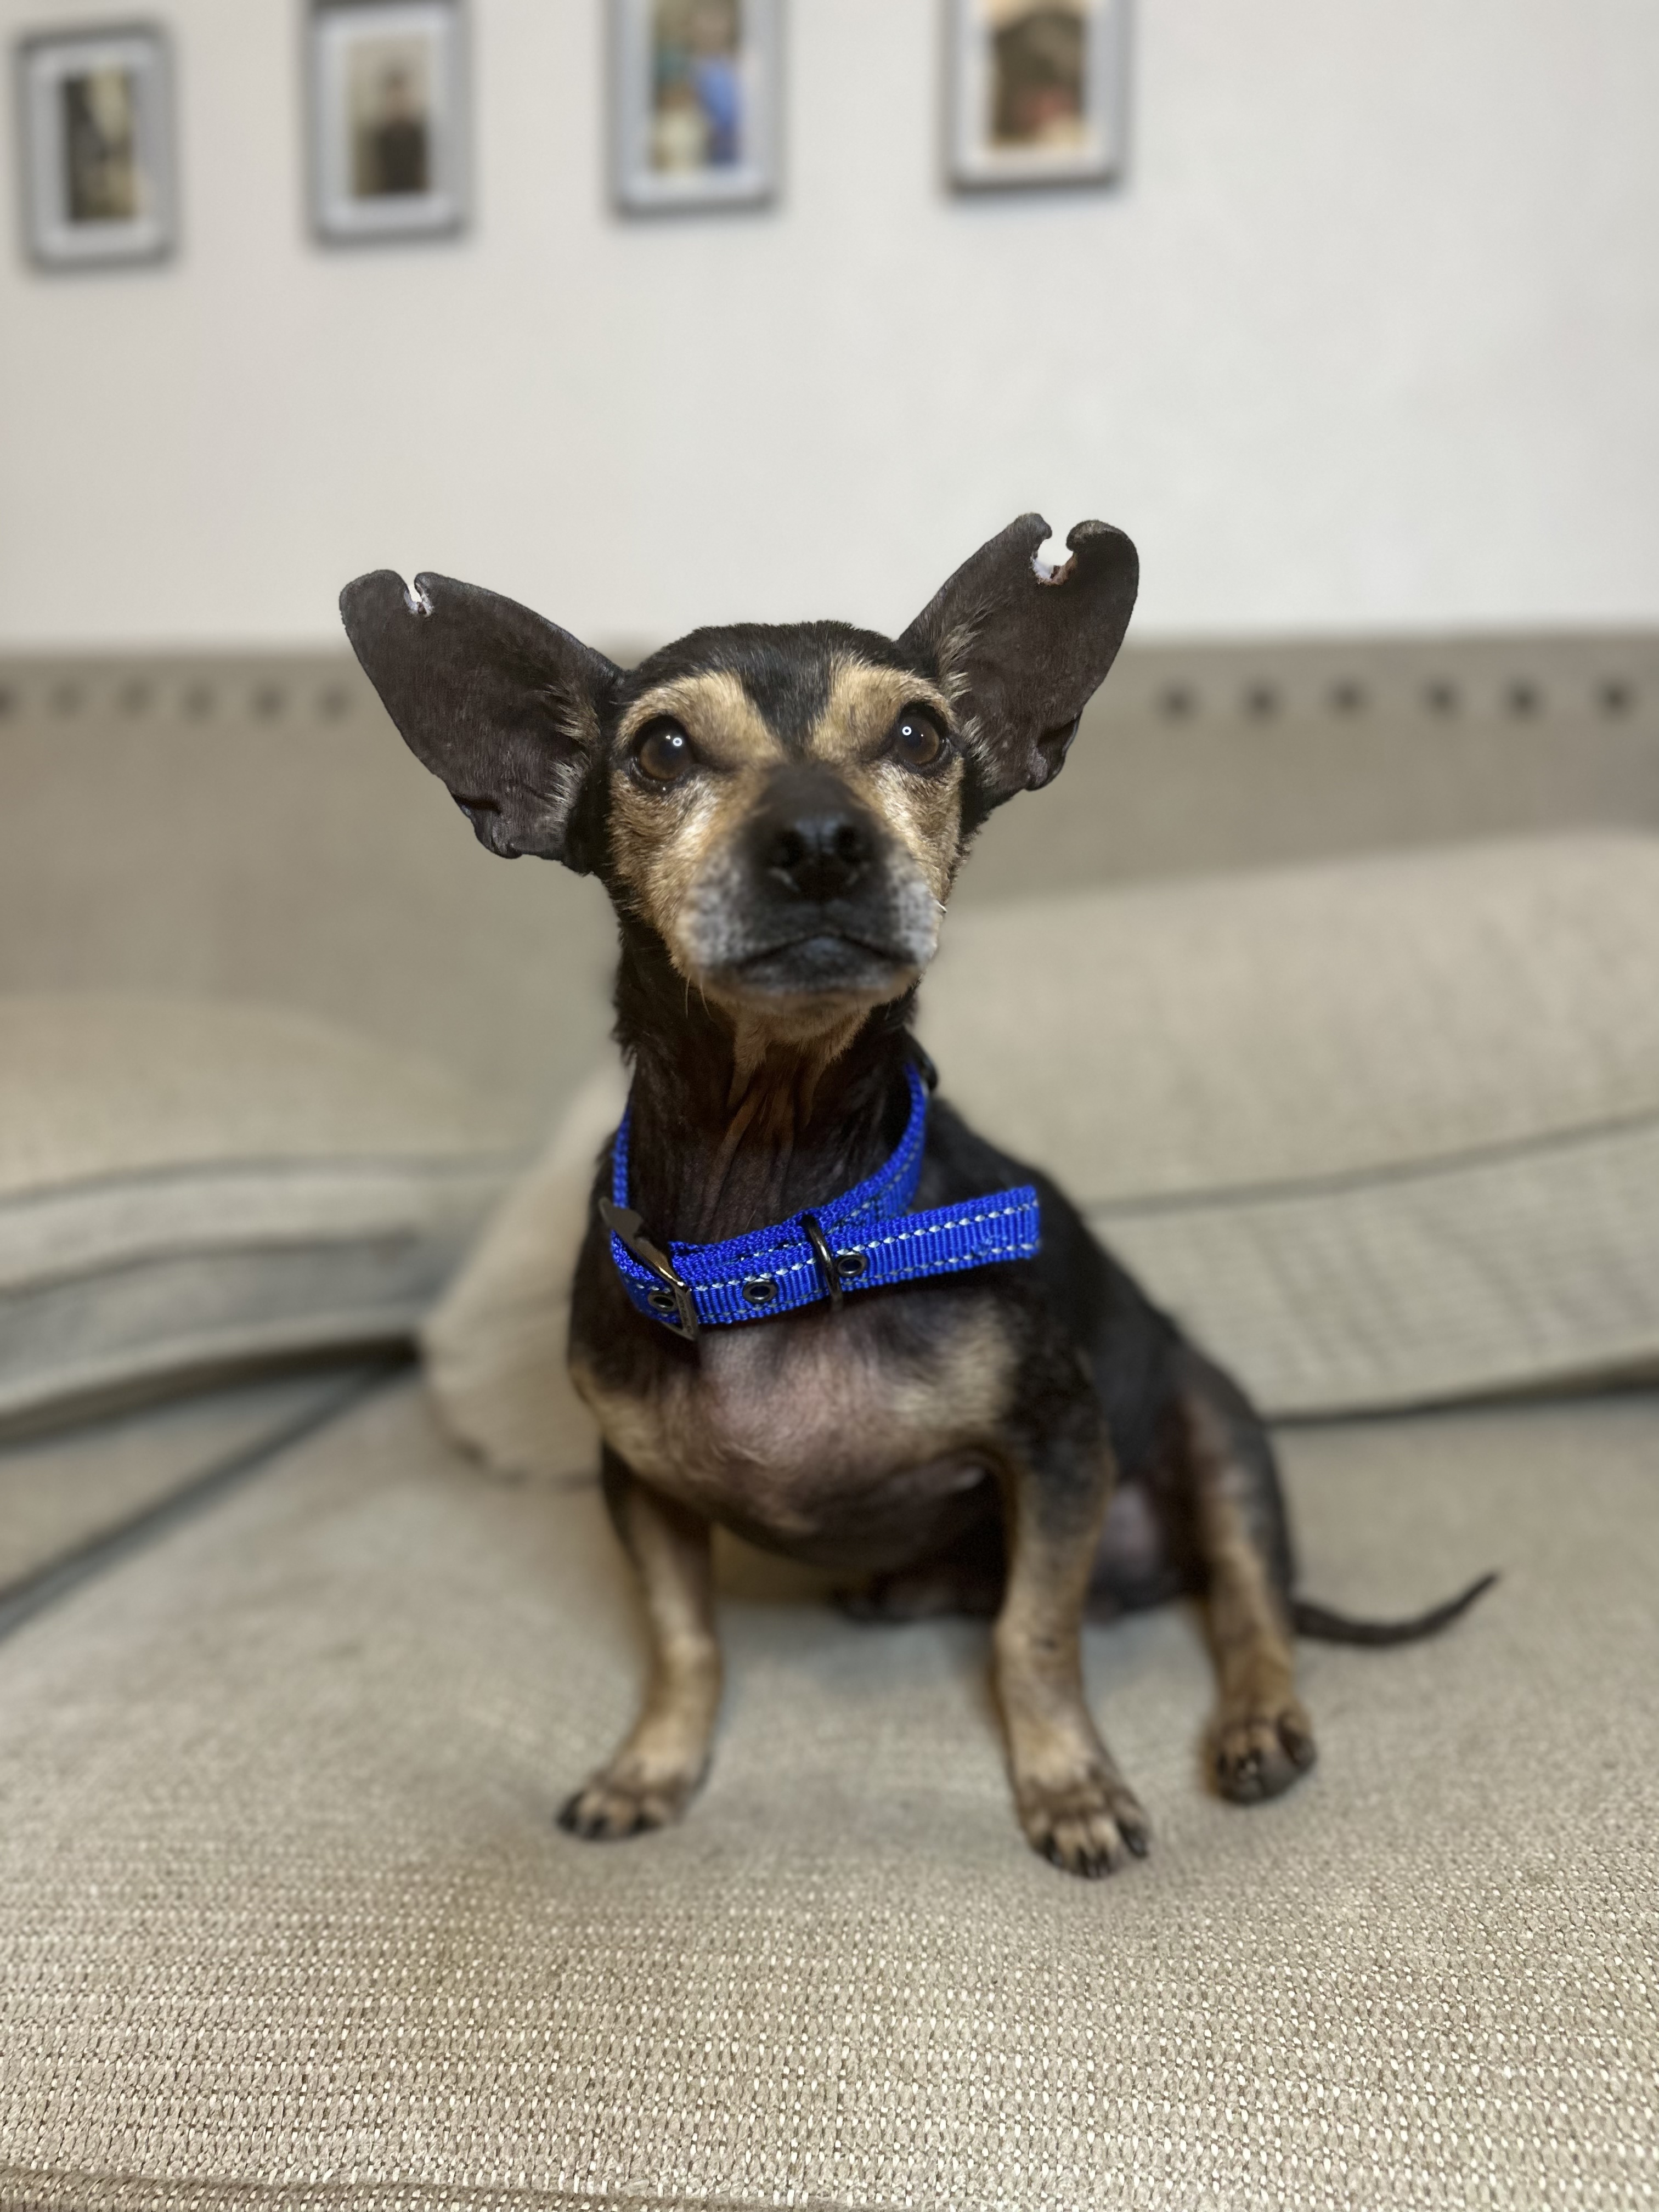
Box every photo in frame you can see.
[14,22,176,269]
[611,0,780,215]
[947,0,1127,191]
[309,0,467,243]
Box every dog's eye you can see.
[889,707,946,772]
[634,720,696,786]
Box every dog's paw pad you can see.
[1017,1771,1150,1879]
[556,1771,692,1842]
[1213,1701,1317,1805]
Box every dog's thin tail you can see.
[1290,1570,1497,1647]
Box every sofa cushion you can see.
[0,1369,382,1609]
[422,1060,624,1479]
[426,833,1659,1481]
[921,832,1659,1414]
[0,1375,1651,2208]
[0,996,521,1434]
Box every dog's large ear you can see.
[339,570,622,870]
[899,514,1138,815]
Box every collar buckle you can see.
[599,1197,701,1340]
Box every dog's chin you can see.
[740,931,917,992]
[702,932,924,1020]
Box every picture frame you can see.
[308,0,467,245]
[611,0,780,216]
[947,0,1127,192]
[14,22,176,270]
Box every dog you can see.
[340,514,1492,1878]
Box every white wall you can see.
[2,0,1656,651]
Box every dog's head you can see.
[341,514,1136,1046]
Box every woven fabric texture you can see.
[1,1377,1653,2210]
[0,1370,370,1592]
[0,997,520,1432]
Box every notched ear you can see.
[899,512,1139,814]
[338,569,621,869]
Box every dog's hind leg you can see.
[1179,1352,1318,1805]
[558,1448,723,1841]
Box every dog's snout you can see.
[753,771,879,904]
[686,758,936,996]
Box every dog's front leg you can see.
[993,1408,1150,1878]
[558,1448,723,1840]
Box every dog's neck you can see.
[612,921,917,1245]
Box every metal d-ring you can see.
[800,1214,843,1313]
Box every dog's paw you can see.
[1015,1768,1151,1879]
[1212,1699,1317,1804]
[556,1766,697,1842]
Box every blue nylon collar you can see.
[603,1060,1040,1338]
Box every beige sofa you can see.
[2,633,1657,2210]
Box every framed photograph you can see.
[948,0,1127,191]
[14,24,176,269]
[309,0,466,244]
[611,0,780,215]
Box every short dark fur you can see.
[342,516,1492,1878]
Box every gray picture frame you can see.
[308,0,468,245]
[611,0,780,217]
[14,21,176,270]
[947,0,1128,192]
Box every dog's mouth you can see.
[725,928,922,997]
[676,848,944,1016]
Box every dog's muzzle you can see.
[680,767,940,992]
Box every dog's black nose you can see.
[754,772,878,902]
[766,814,871,901]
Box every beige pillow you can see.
[426,833,1659,1476]
[424,1063,623,1481]
[923,833,1659,1414]
[0,996,522,1433]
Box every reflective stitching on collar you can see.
[606,1060,1041,1334]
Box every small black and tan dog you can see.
[341,515,1490,1879]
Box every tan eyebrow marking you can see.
[618,671,783,770]
[807,660,957,766]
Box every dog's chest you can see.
[573,1296,1013,1553]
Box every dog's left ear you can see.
[339,569,621,871]
[899,513,1138,814]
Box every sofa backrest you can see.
[3,631,1654,1141]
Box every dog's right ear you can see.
[339,570,621,870]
